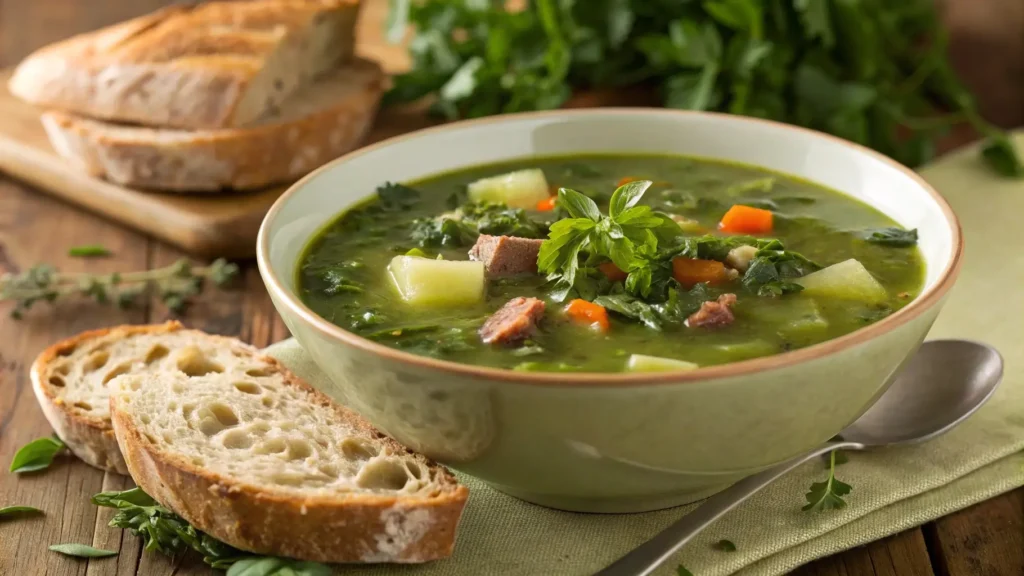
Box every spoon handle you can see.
[593,440,863,576]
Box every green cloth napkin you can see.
[265,132,1024,576]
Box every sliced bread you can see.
[39,58,383,192]
[33,321,468,562]
[8,0,362,130]
[109,363,467,563]
[31,322,268,473]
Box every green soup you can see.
[297,154,925,373]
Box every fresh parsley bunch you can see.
[385,0,1022,177]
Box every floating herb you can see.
[861,227,918,247]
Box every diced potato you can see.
[387,256,485,306]
[626,354,699,373]
[747,297,829,338]
[795,259,887,304]
[725,245,758,272]
[467,169,550,209]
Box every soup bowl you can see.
[257,109,961,513]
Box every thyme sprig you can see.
[0,258,239,319]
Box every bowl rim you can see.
[257,107,963,387]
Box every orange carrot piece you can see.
[617,176,641,187]
[565,299,610,332]
[536,196,557,211]
[598,261,628,282]
[718,205,773,234]
[672,258,730,287]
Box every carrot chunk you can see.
[672,258,730,287]
[536,196,557,211]
[718,205,773,234]
[598,261,628,282]
[565,299,610,332]
[617,176,641,187]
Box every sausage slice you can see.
[479,297,546,344]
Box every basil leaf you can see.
[0,505,43,518]
[609,180,653,218]
[10,435,65,473]
[861,227,918,247]
[49,543,118,558]
[558,188,602,221]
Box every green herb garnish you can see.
[48,543,118,558]
[376,182,421,211]
[68,245,111,258]
[92,488,330,573]
[1,258,238,319]
[861,227,918,247]
[677,566,695,576]
[385,0,1021,177]
[803,450,853,512]
[0,505,43,519]
[714,539,738,552]
[411,201,546,248]
[9,435,65,473]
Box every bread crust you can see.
[30,321,197,474]
[110,353,468,563]
[39,59,383,192]
[8,0,361,130]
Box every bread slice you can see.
[8,0,361,130]
[109,362,467,563]
[39,59,383,192]
[31,322,267,473]
[33,321,468,563]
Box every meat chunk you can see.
[468,235,544,277]
[686,293,738,328]
[479,297,546,344]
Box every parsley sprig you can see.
[385,0,1021,177]
[537,180,681,301]
[803,450,853,512]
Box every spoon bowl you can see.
[595,339,1004,576]
[841,340,1003,446]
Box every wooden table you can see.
[1,1,1022,575]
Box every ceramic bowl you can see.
[257,109,961,513]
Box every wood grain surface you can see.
[0,1,1022,575]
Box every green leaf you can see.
[667,20,722,66]
[665,64,720,111]
[803,450,853,512]
[49,543,118,558]
[376,182,421,211]
[558,188,602,221]
[594,293,662,329]
[10,435,65,473]
[606,0,634,48]
[92,487,158,508]
[68,245,111,258]
[860,227,918,247]
[439,56,484,102]
[714,538,738,552]
[227,557,333,576]
[0,505,43,519]
[704,0,762,38]
[981,135,1024,178]
[793,0,835,47]
[677,566,695,576]
[609,180,653,218]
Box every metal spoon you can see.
[594,339,1003,576]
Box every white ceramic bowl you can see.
[258,109,961,512]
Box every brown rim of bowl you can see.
[257,108,963,387]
